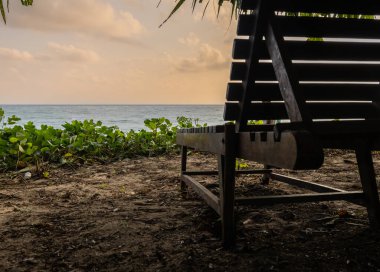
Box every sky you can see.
[0,0,237,104]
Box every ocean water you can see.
[0,105,225,131]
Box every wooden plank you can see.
[237,169,272,175]
[224,102,379,121]
[184,170,219,176]
[306,102,380,120]
[230,62,251,81]
[310,120,380,135]
[181,175,220,215]
[176,132,225,154]
[355,143,380,227]
[232,39,252,60]
[287,41,380,61]
[233,39,380,61]
[184,169,272,176]
[177,126,223,134]
[270,173,346,193]
[238,15,380,39]
[236,191,365,206]
[235,131,324,170]
[176,125,225,134]
[230,62,380,82]
[266,21,311,123]
[240,0,380,15]
[225,102,288,120]
[271,120,380,140]
[227,83,380,102]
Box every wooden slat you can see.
[233,39,380,61]
[176,132,225,154]
[240,0,380,15]
[230,62,380,82]
[238,15,380,39]
[183,169,272,176]
[271,173,346,193]
[308,102,380,119]
[181,175,220,214]
[224,102,379,121]
[288,41,380,61]
[274,120,380,136]
[232,39,252,60]
[177,125,225,134]
[225,102,288,120]
[227,83,380,102]
[184,170,219,176]
[230,62,246,80]
[236,169,272,175]
[235,191,364,206]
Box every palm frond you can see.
[0,0,6,24]
[159,0,238,27]
[1,0,33,24]
[159,0,187,28]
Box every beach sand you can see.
[0,151,379,271]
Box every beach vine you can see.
[0,108,205,173]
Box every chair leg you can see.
[261,164,271,185]
[218,154,236,248]
[261,120,275,185]
[355,145,380,228]
[180,146,188,193]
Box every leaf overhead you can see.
[159,0,237,27]
[0,0,6,24]
[159,0,186,28]
[0,0,33,24]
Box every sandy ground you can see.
[0,150,379,271]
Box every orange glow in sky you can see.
[0,0,236,104]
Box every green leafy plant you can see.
[235,159,249,170]
[0,107,205,173]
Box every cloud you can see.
[0,43,99,63]
[172,33,229,72]
[9,0,145,42]
[0,47,34,61]
[178,32,200,46]
[47,43,100,62]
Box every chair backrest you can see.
[225,0,380,131]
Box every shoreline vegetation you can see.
[0,107,206,173]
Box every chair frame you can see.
[176,0,380,248]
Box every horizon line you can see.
[0,103,224,106]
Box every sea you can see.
[0,105,225,132]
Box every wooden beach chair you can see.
[176,0,380,248]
